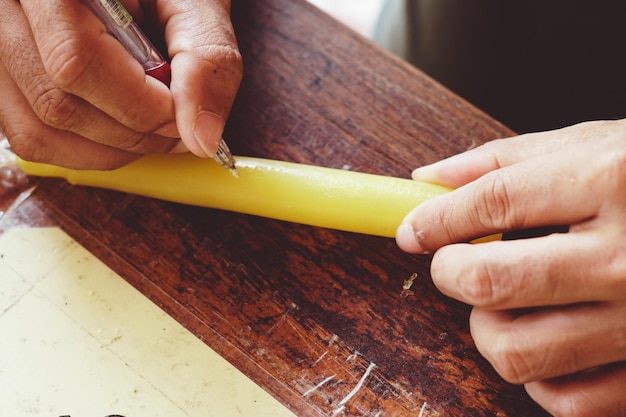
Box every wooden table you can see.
[0,0,550,415]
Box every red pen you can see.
[84,0,238,175]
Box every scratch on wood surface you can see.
[312,350,328,366]
[418,402,441,417]
[332,362,376,415]
[346,350,360,362]
[267,302,299,334]
[0,185,36,224]
[302,374,336,397]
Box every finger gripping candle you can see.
[17,154,451,237]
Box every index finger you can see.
[396,143,599,254]
[20,0,176,134]
[411,120,623,189]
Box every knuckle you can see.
[604,145,626,185]
[220,45,244,73]
[204,43,244,82]
[457,255,514,307]
[43,35,91,90]
[31,86,81,130]
[437,208,457,244]
[458,265,499,306]
[472,171,518,230]
[475,326,537,384]
[6,130,51,163]
[569,119,624,143]
[432,248,516,307]
[593,132,626,201]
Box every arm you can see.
[396,119,626,417]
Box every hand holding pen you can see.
[0,0,243,170]
[84,0,238,175]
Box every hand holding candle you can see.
[394,120,626,417]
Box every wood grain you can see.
[1,0,550,415]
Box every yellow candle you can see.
[18,154,451,238]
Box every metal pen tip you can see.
[213,139,238,177]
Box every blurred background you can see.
[306,0,385,39]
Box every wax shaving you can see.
[400,272,418,298]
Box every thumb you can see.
[163,0,243,157]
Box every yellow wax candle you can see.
[17,154,451,238]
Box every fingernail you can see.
[411,165,438,182]
[395,223,430,254]
[155,121,180,138]
[193,111,224,157]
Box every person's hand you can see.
[0,0,242,169]
[396,119,626,417]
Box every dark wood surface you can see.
[0,0,550,415]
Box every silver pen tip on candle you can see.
[213,139,239,177]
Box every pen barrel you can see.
[84,0,168,73]
[17,154,451,238]
[114,21,168,71]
